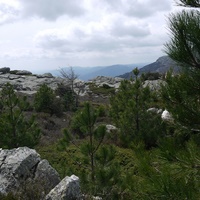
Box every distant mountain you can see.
[119,56,180,79]
[50,63,146,81]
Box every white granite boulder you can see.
[0,147,60,196]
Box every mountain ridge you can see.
[50,63,146,81]
[118,56,180,79]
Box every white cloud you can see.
[104,0,172,18]
[0,0,20,25]
[20,0,86,20]
[0,0,176,70]
[110,17,150,37]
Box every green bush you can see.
[96,104,107,117]
[89,83,115,95]
[55,83,76,111]
[34,84,63,116]
[0,193,18,200]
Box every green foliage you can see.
[130,139,200,199]
[34,84,54,113]
[161,70,200,131]
[34,84,63,116]
[178,0,200,7]
[0,83,40,149]
[110,69,165,148]
[165,9,200,69]
[88,83,115,95]
[163,2,200,138]
[0,193,18,200]
[58,102,127,198]
[55,83,76,111]
[96,104,107,118]
[141,72,162,81]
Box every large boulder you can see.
[45,175,82,200]
[0,147,60,197]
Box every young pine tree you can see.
[59,102,124,199]
[110,68,165,148]
[0,83,40,148]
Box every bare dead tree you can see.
[59,67,80,107]
[59,67,79,92]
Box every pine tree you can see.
[59,102,124,198]
[34,84,63,116]
[162,0,200,135]
[0,83,40,148]
[110,68,165,148]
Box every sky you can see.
[0,0,181,72]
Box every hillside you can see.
[119,55,180,79]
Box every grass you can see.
[36,140,136,179]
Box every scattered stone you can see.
[106,124,117,133]
[161,109,173,122]
[147,107,162,114]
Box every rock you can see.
[0,67,10,74]
[37,73,54,78]
[89,76,124,89]
[161,109,173,122]
[143,80,164,90]
[106,124,117,133]
[34,159,61,192]
[0,147,60,196]
[45,175,82,200]
[16,70,32,75]
[147,107,162,114]
[0,73,124,97]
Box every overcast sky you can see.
[0,0,181,72]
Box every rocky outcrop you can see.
[0,70,124,98]
[0,147,60,196]
[16,70,32,75]
[0,67,10,74]
[0,73,71,95]
[143,79,164,90]
[0,147,83,199]
[89,76,123,89]
[45,175,82,200]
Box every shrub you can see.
[34,84,63,116]
[55,83,76,111]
